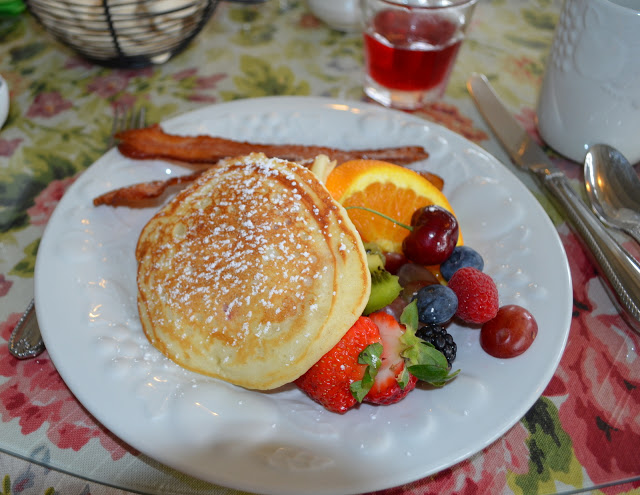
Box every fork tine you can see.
[109,107,146,148]
[134,107,146,130]
[108,107,122,148]
[127,107,137,130]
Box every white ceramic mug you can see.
[306,0,361,32]
[536,0,640,164]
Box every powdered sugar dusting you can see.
[142,153,357,355]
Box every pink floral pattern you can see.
[549,229,640,491]
[26,92,73,118]
[87,74,130,98]
[503,55,544,88]
[26,176,77,226]
[514,107,543,145]
[0,275,12,297]
[383,423,531,494]
[0,314,134,461]
[0,138,22,157]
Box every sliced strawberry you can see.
[295,316,382,414]
[365,311,418,405]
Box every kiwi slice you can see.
[363,243,402,315]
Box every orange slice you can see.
[325,159,462,253]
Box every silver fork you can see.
[109,106,146,148]
[8,107,147,359]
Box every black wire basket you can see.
[25,0,220,68]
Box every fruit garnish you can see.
[402,204,459,265]
[416,324,457,367]
[397,263,439,298]
[309,154,337,183]
[447,267,499,324]
[365,312,419,405]
[347,204,459,267]
[350,342,383,401]
[296,302,458,413]
[383,263,442,321]
[480,305,538,358]
[364,242,403,315]
[294,316,382,414]
[440,245,484,281]
[399,301,459,386]
[325,159,462,253]
[383,251,408,274]
[414,284,458,325]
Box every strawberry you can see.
[365,311,418,405]
[294,316,382,414]
[365,303,460,405]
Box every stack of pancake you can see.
[136,153,371,389]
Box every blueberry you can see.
[440,246,484,281]
[414,284,458,325]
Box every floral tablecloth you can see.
[1,0,639,494]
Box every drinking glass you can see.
[361,0,477,110]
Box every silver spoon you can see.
[584,144,640,245]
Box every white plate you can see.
[35,97,572,495]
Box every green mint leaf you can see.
[400,300,461,387]
[405,341,448,368]
[350,342,383,402]
[400,300,419,333]
[408,364,459,386]
[402,339,459,386]
[400,330,424,362]
[359,342,383,367]
[398,365,410,389]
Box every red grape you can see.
[480,305,538,358]
[382,296,409,320]
[396,262,439,287]
[384,251,408,274]
[394,262,440,302]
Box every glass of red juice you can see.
[362,0,477,110]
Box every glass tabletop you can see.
[0,1,638,494]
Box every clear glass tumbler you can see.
[361,0,477,110]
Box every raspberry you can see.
[447,267,499,324]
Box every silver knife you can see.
[467,73,640,333]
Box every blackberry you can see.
[416,324,457,367]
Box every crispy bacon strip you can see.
[93,165,445,207]
[418,171,444,191]
[93,170,205,207]
[116,124,429,165]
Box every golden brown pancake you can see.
[136,153,370,390]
